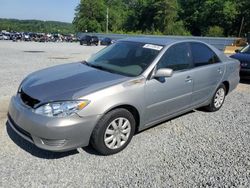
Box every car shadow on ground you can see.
[6,121,79,159]
[81,146,102,156]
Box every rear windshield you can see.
[86,41,163,77]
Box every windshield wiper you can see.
[91,64,114,73]
[82,60,92,66]
[82,61,104,70]
[82,61,120,75]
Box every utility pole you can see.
[239,17,244,37]
[106,7,109,34]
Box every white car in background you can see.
[3,34,10,40]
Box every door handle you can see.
[185,76,192,83]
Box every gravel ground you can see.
[0,41,249,187]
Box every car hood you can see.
[230,53,250,62]
[21,62,129,103]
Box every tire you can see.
[205,84,226,112]
[90,108,136,155]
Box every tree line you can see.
[0,19,74,34]
[1,1,249,37]
[73,0,250,37]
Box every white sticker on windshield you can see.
[143,44,163,51]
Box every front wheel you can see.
[90,108,135,155]
[205,84,226,112]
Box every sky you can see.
[0,0,80,23]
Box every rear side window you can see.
[190,42,221,67]
[157,43,191,71]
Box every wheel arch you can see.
[103,104,141,133]
[222,80,230,95]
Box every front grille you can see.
[19,90,40,108]
[8,114,33,141]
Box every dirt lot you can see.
[0,41,249,187]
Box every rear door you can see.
[189,42,225,106]
[144,42,194,124]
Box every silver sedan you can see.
[8,38,240,155]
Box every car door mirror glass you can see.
[154,68,173,78]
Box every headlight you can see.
[34,100,90,117]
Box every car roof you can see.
[119,37,205,46]
[120,37,182,46]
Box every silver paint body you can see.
[8,38,240,151]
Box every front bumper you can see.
[8,96,100,152]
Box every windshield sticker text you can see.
[143,44,163,51]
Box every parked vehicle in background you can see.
[52,33,62,42]
[23,32,31,41]
[80,35,99,46]
[230,45,250,78]
[100,37,112,45]
[91,36,99,46]
[8,38,240,155]
[79,35,90,45]
[3,33,10,40]
[63,34,74,42]
[0,30,77,43]
[11,32,22,42]
[224,38,247,54]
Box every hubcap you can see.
[214,88,225,108]
[104,117,131,150]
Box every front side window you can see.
[157,43,191,71]
[86,41,163,77]
[190,42,221,67]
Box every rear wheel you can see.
[90,108,135,155]
[205,84,226,112]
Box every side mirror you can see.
[154,68,173,78]
[235,49,240,53]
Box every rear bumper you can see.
[8,96,101,152]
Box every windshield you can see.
[86,41,163,77]
[240,45,250,54]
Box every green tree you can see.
[105,0,130,32]
[235,0,250,37]
[200,0,237,36]
[73,0,106,32]
[178,0,205,36]
[124,0,189,35]
[179,0,237,36]
[206,26,224,37]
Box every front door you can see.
[143,42,194,125]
